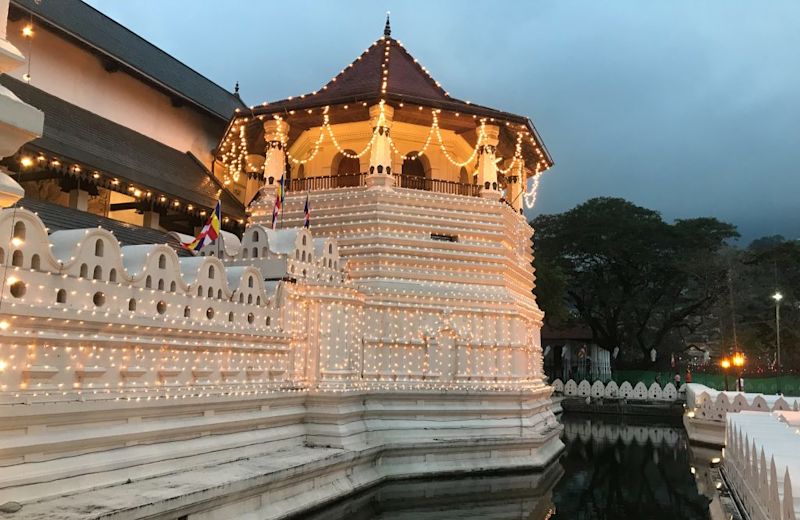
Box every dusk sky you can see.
[85,0,800,244]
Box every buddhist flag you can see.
[278,175,286,205]
[271,191,280,230]
[303,194,310,228]
[182,201,221,252]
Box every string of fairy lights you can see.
[217,33,550,208]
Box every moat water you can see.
[302,414,713,519]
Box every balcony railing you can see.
[286,173,483,197]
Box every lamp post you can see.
[732,352,745,391]
[721,357,731,392]
[772,292,783,394]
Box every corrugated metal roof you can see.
[10,0,244,119]
[18,198,193,256]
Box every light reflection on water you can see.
[302,414,712,519]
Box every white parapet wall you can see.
[726,411,800,520]
[552,378,684,401]
[0,186,561,519]
[684,383,800,447]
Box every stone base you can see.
[365,173,395,190]
[683,414,726,447]
[0,390,562,519]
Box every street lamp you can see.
[732,352,745,391]
[720,357,731,391]
[773,292,783,394]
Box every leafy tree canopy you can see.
[532,197,738,363]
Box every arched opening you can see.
[92,265,102,280]
[158,254,166,269]
[184,306,191,318]
[56,289,67,304]
[459,167,469,185]
[79,263,88,278]
[128,298,136,311]
[401,153,428,189]
[13,221,25,241]
[157,279,165,291]
[332,151,361,187]
[208,265,215,279]
[94,239,104,257]
[109,268,117,282]
[11,250,23,267]
[145,275,152,289]
[30,254,40,270]
[170,281,176,292]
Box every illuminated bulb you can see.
[10,237,23,247]
[0,321,9,331]
[20,156,33,168]
[22,24,33,37]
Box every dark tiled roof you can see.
[1,75,244,220]
[256,36,517,121]
[18,198,193,256]
[10,0,244,119]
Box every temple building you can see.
[0,5,560,518]
[0,0,247,240]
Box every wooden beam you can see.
[109,202,143,212]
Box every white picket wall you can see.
[551,378,685,402]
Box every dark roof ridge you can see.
[11,0,246,119]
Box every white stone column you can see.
[262,119,289,188]
[365,102,395,190]
[68,188,89,211]
[476,124,501,200]
[0,0,44,207]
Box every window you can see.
[56,289,67,304]
[266,316,271,326]
[128,298,136,311]
[207,287,213,298]
[206,307,214,320]
[217,289,222,299]
[109,268,117,282]
[170,281,176,292]
[93,265,102,280]
[12,250,23,267]
[401,153,427,188]
[30,254,40,270]
[94,239,104,257]
[247,312,254,324]
[13,221,25,241]
[228,311,234,322]
[247,294,253,304]
[158,279,165,291]
[252,247,258,258]
[156,301,166,314]
[184,306,191,318]
[10,280,26,298]
[329,244,333,254]
[256,296,261,305]
[197,285,203,297]
[158,254,166,269]
[248,276,254,288]
[145,275,152,289]
[79,263,88,278]
[302,236,307,246]
[208,265,215,279]
[252,231,260,242]
[238,293,244,303]
[93,291,105,307]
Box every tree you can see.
[730,236,800,371]
[532,197,738,363]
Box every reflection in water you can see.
[554,414,711,519]
[304,414,712,519]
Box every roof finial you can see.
[384,11,391,37]
[234,81,240,94]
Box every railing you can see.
[286,173,483,198]
[287,173,366,192]
[398,175,481,196]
